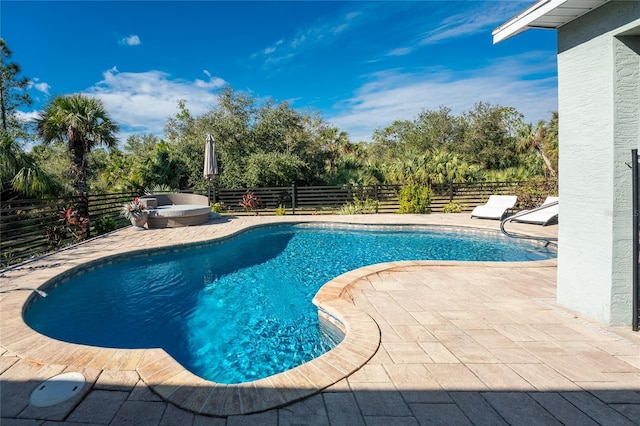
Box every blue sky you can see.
[3,1,558,144]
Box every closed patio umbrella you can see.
[204,134,218,202]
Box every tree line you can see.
[1,39,558,201]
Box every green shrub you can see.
[442,201,463,213]
[339,196,379,215]
[515,177,558,210]
[398,184,431,214]
[275,204,287,216]
[339,203,359,215]
[94,215,117,235]
[210,202,225,213]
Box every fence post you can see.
[632,149,638,332]
[291,183,297,215]
[83,192,91,239]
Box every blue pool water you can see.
[25,224,555,383]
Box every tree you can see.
[124,133,159,157]
[428,149,478,200]
[244,152,308,187]
[413,106,465,153]
[517,119,557,178]
[542,111,559,175]
[369,120,415,161]
[320,126,351,176]
[0,39,32,134]
[36,94,119,200]
[461,102,523,170]
[165,92,256,189]
[164,88,335,189]
[0,129,57,197]
[384,154,431,186]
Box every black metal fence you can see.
[216,185,403,214]
[632,149,639,331]
[1,182,522,268]
[1,191,138,267]
[215,182,522,214]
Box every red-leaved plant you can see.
[46,207,89,246]
[239,192,260,215]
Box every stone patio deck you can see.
[1,214,639,425]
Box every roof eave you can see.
[492,0,611,44]
[492,0,569,44]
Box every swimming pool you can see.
[24,224,555,384]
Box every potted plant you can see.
[121,198,147,228]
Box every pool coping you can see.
[0,214,558,416]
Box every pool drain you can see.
[29,372,86,407]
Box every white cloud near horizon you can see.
[327,51,558,143]
[84,68,226,141]
[120,35,141,46]
[19,49,556,147]
[79,49,556,145]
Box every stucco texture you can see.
[557,1,640,325]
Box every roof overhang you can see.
[492,0,611,44]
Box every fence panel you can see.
[430,181,522,212]
[1,191,139,267]
[1,183,524,267]
[296,186,353,209]
[217,187,294,212]
[88,191,140,227]
[1,195,83,266]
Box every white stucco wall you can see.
[557,1,640,325]
[612,35,640,325]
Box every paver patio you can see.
[1,214,639,425]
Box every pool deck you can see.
[1,214,639,425]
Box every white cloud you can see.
[381,2,526,57]
[84,68,227,140]
[327,52,558,142]
[34,82,50,94]
[120,35,141,46]
[15,110,41,123]
[195,70,226,89]
[28,78,50,95]
[421,2,526,45]
[256,7,364,67]
[195,70,225,89]
[387,47,413,57]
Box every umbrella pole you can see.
[208,179,211,205]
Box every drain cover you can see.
[30,372,86,407]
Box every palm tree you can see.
[36,94,119,197]
[543,112,559,174]
[322,126,350,175]
[428,149,476,201]
[517,119,557,178]
[0,129,57,197]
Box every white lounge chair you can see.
[510,196,558,226]
[470,195,518,220]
